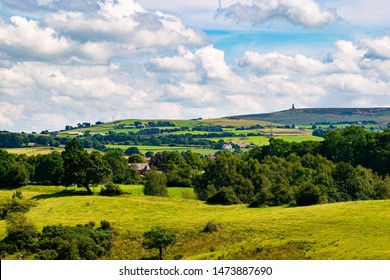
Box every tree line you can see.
[1,126,390,207]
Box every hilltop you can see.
[229,107,390,125]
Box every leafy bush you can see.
[0,213,38,255]
[37,221,114,260]
[294,183,323,206]
[207,187,242,205]
[0,192,36,220]
[100,182,124,196]
[0,219,114,260]
[202,221,220,233]
[12,190,23,200]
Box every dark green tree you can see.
[103,149,131,183]
[31,152,64,185]
[124,147,142,156]
[128,154,146,163]
[142,226,177,260]
[143,169,168,197]
[62,138,111,194]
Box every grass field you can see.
[106,145,219,155]
[200,118,278,127]
[5,147,65,156]
[1,185,389,260]
[275,136,324,142]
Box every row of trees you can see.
[0,139,142,191]
[251,126,390,176]
[194,151,390,206]
[2,127,390,207]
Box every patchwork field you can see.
[1,185,389,260]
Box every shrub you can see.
[100,182,124,196]
[202,221,219,233]
[0,213,38,254]
[12,190,23,200]
[0,192,37,220]
[37,221,114,260]
[207,187,242,205]
[294,183,323,206]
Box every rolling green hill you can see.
[230,107,390,125]
[1,185,389,260]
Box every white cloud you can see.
[0,16,71,59]
[361,36,390,59]
[0,102,25,129]
[1,0,390,132]
[217,0,338,28]
[332,40,366,73]
[44,1,204,48]
[238,51,332,75]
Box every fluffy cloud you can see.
[1,0,390,132]
[44,0,204,48]
[362,36,390,59]
[217,0,338,28]
[237,37,390,109]
[0,16,71,60]
[0,102,25,129]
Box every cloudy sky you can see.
[1,0,390,132]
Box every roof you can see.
[129,163,151,171]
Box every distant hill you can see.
[229,107,390,125]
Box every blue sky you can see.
[1,0,390,132]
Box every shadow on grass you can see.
[32,189,93,200]
[0,185,24,191]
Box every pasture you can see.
[105,144,219,155]
[1,185,389,260]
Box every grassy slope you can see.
[105,145,219,155]
[1,186,389,260]
[233,107,390,125]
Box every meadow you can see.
[1,185,389,260]
[105,145,219,155]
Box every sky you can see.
[1,0,390,132]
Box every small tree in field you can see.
[142,226,177,260]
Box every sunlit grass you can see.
[1,185,389,260]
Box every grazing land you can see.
[105,145,219,155]
[0,185,389,260]
[232,107,390,126]
[1,107,390,260]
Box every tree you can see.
[2,213,38,253]
[294,183,323,206]
[103,149,131,183]
[62,138,111,194]
[142,226,177,260]
[149,152,168,171]
[124,147,142,156]
[194,151,254,203]
[332,162,361,201]
[128,154,146,163]
[0,150,32,187]
[31,152,64,185]
[143,169,168,197]
[183,151,204,170]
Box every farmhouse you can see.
[222,144,233,150]
[129,163,151,175]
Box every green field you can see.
[1,185,389,260]
[106,144,219,155]
[5,147,65,156]
[275,136,324,142]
